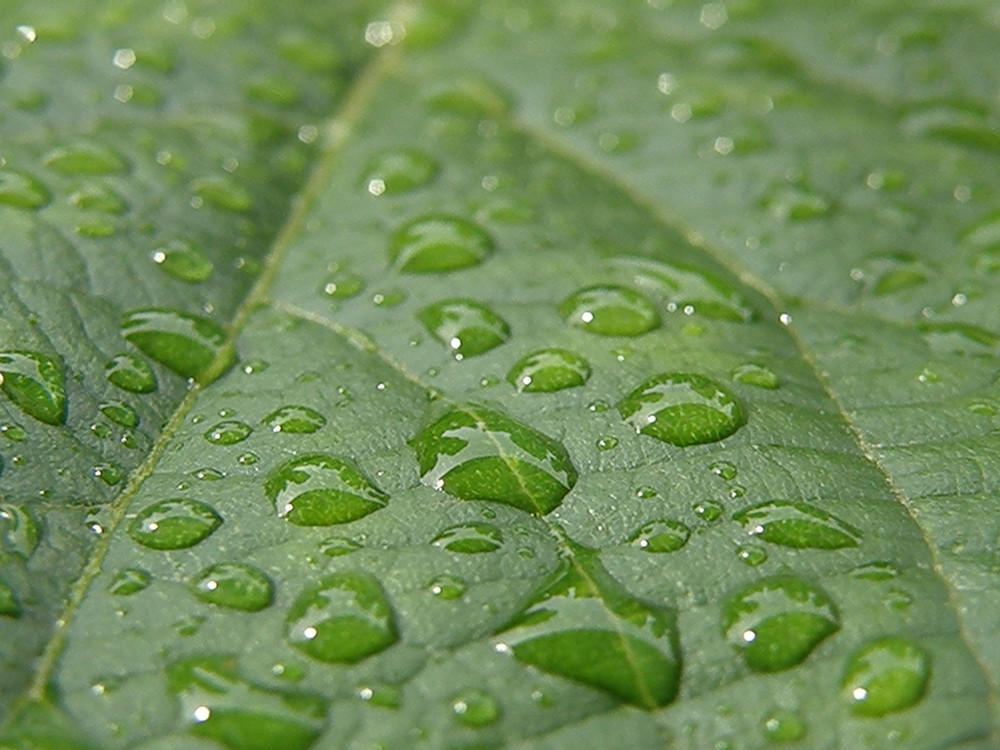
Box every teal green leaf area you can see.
[1,1,999,748]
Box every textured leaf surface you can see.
[1,1,999,748]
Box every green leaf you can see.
[1,1,999,748]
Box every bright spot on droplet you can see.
[494,641,511,655]
[954,184,972,203]
[520,376,532,386]
[852,687,867,701]
[146,522,158,531]
[114,85,133,103]
[375,382,387,391]
[481,175,499,191]
[365,21,395,47]
[779,313,792,326]
[657,72,675,94]
[205,580,218,591]
[671,102,692,123]
[580,311,594,323]
[90,682,106,696]
[645,415,657,424]
[553,106,575,127]
[163,1,187,24]
[849,267,864,281]
[449,337,462,350]
[113,48,136,69]
[193,705,211,722]
[683,304,695,315]
[453,700,469,715]
[714,136,734,155]
[16,25,37,42]
[752,524,764,535]
[303,627,318,639]
[952,293,968,306]
[700,2,728,29]
[433,479,444,490]
[742,629,756,642]
[367,178,385,196]
[192,17,216,38]
[297,124,318,144]
[358,687,374,700]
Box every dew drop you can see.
[850,561,899,581]
[507,349,591,393]
[121,308,227,379]
[692,499,724,522]
[390,215,494,273]
[630,519,690,553]
[127,498,222,550]
[618,372,745,446]
[363,148,438,194]
[0,504,40,560]
[75,219,116,238]
[409,403,577,515]
[285,571,398,663]
[842,637,930,717]
[417,299,510,359]
[92,463,123,486]
[734,500,862,549]
[203,420,252,445]
[428,574,466,600]
[320,268,364,299]
[596,436,618,451]
[319,536,362,557]
[241,359,269,375]
[191,175,252,212]
[731,364,780,389]
[0,580,20,618]
[108,567,151,595]
[709,460,738,480]
[262,405,327,434]
[0,423,26,442]
[764,186,830,221]
[98,400,139,429]
[0,169,50,209]
[105,353,158,393]
[737,545,768,566]
[0,351,67,425]
[190,562,273,612]
[722,576,839,672]
[237,452,259,466]
[431,522,503,553]
[68,182,126,213]
[264,454,388,526]
[558,285,659,337]
[152,240,214,283]
[761,709,806,743]
[634,485,658,499]
[43,143,129,174]
[450,689,500,727]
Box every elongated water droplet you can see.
[731,364,780,389]
[191,175,252,212]
[432,522,503,553]
[121,308,227,379]
[0,169,50,209]
[558,285,660,336]
[152,240,213,283]
[0,580,20,618]
[262,405,326,434]
[203,420,252,446]
[128,498,222,550]
[68,183,126,213]
[410,404,577,515]
[709,460,738,480]
[191,562,273,612]
[108,567,151,595]
[0,351,66,425]
[389,215,494,273]
[44,142,129,174]
[630,519,690,553]
[722,576,839,672]
[418,299,510,359]
[507,349,591,393]
[363,148,438,194]
[842,637,930,717]
[320,268,364,299]
[450,689,500,727]
[618,373,745,446]
[904,106,1000,151]
[1,423,26,442]
[761,709,806,742]
[320,536,362,556]
[851,561,899,581]
[92,462,123,486]
[105,353,157,393]
[426,75,511,116]
[285,571,398,663]
[264,454,388,526]
[428,574,466,600]
[734,500,862,549]
[0,504,40,560]
[98,400,139,429]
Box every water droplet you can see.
[262,405,327,435]
[618,373,745,446]
[450,689,500,727]
[128,498,222,550]
[737,545,768,566]
[190,562,273,611]
[417,299,510,360]
[286,571,398,663]
[507,349,591,393]
[432,522,503,553]
[722,576,839,672]
[75,219,116,238]
[595,436,618,451]
[709,460,738,480]
[842,637,930,717]
[105,353,157,393]
[764,186,830,221]
[238,452,259,466]
[264,454,388,526]
[734,500,862,549]
[241,359,269,375]
[390,215,494,273]
[191,175,252,212]
[203,420,252,445]
[0,504,40,560]
[121,308,227,379]
[851,561,899,581]
[558,285,660,336]
[98,400,139,429]
[355,683,400,708]
[319,536,362,556]
[43,143,129,174]
[108,567,151,595]
[731,364,780,389]
[363,148,438,194]
[67,183,126,213]
[426,75,511,116]
[0,580,20,618]
[630,519,690,553]
[410,403,577,515]
[320,268,364,299]
[0,351,67,425]
[152,240,213,283]
[92,463,123,486]
[761,709,806,743]
[634,485,657,499]
[428,574,466,600]
[0,169,50,209]
[903,105,1000,151]
[692,500,724,522]
[0,423,26,442]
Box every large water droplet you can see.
[507,349,591,393]
[731,364,780,389]
[722,576,839,672]
[190,562,273,612]
[108,567,151,595]
[629,519,690,553]
[105,353,158,393]
[417,299,510,359]
[264,454,388,526]
[285,571,398,663]
[734,500,862,549]
[191,176,252,212]
[389,215,494,273]
[203,420,252,446]
[618,373,745,446]
[0,351,67,425]
[128,498,222,550]
[558,285,660,336]
[363,148,438,194]
[0,504,40,560]
[43,143,129,174]
[121,308,227,379]
[0,169,50,209]
[98,400,139,429]
[262,405,326,434]
[432,522,503,553]
[152,240,213,283]
[450,689,501,727]
[409,403,577,515]
[842,637,930,717]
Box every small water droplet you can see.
[0,169,50,209]
[105,353,157,393]
[127,498,222,550]
[761,709,806,743]
[450,689,500,727]
[0,423,26,442]
[731,364,780,389]
[98,400,139,429]
[152,240,213,283]
[390,215,494,273]
[595,436,619,451]
[634,485,657,499]
[121,308,227,379]
[319,536,362,556]
[68,182,126,213]
[692,500,724,522]
[0,504,40,559]
[737,545,768,566]
[851,561,899,581]
[264,454,388,526]
[237,451,259,466]
[558,285,660,336]
[0,351,67,425]
[428,574,466,600]
[363,148,438,194]
[709,460,738,480]
[108,567,151,595]
[587,399,609,413]
[417,299,510,360]
[507,348,591,393]
[262,405,326,434]
[43,142,129,174]
[190,175,252,212]
[734,500,862,549]
[320,268,364,299]
[431,522,503,553]
[241,359,269,375]
[842,637,930,717]
[203,420,252,445]
[764,185,830,221]
[92,463,123,486]
[630,519,690,553]
[0,580,21,618]
[190,562,273,611]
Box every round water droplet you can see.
[105,353,157,393]
[761,709,806,743]
[432,522,503,553]
[1,423,26,442]
[320,268,364,299]
[265,454,388,526]
[558,285,660,336]
[842,637,930,717]
[596,436,618,451]
[363,148,438,193]
[410,403,577,515]
[121,308,227,379]
[190,562,273,611]
[203,420,252,445]
[67,183,126,213]
[734,500,862,549]
[692,500,724,522]
[241,359,269,375]
[98,400,139,429]
[731,364,780,389]
[127,498,222,550]
[737,545,768,566]
[630,519,690,553]
[0,169,50,209]
[43,142,129,174]
[0,351,66,426]
[709,460,738,480]
[262,405,326,434]
[635,485,657,499]
[722,576,839,672]
[152,240,213,283]
[108,567,151,595]
[319,536,362,556]
[389,215,494,273]
[0,580,20,618]
[191,175,252,212]
[507,349,591,393]
[417,299,510,359]
[285,571,398,663]
[92,463,123,486]
[428,574,466,600]
[450,689,500,727]
[0,504,41,559]
[238,452,259,466]
[618,372,745,446]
